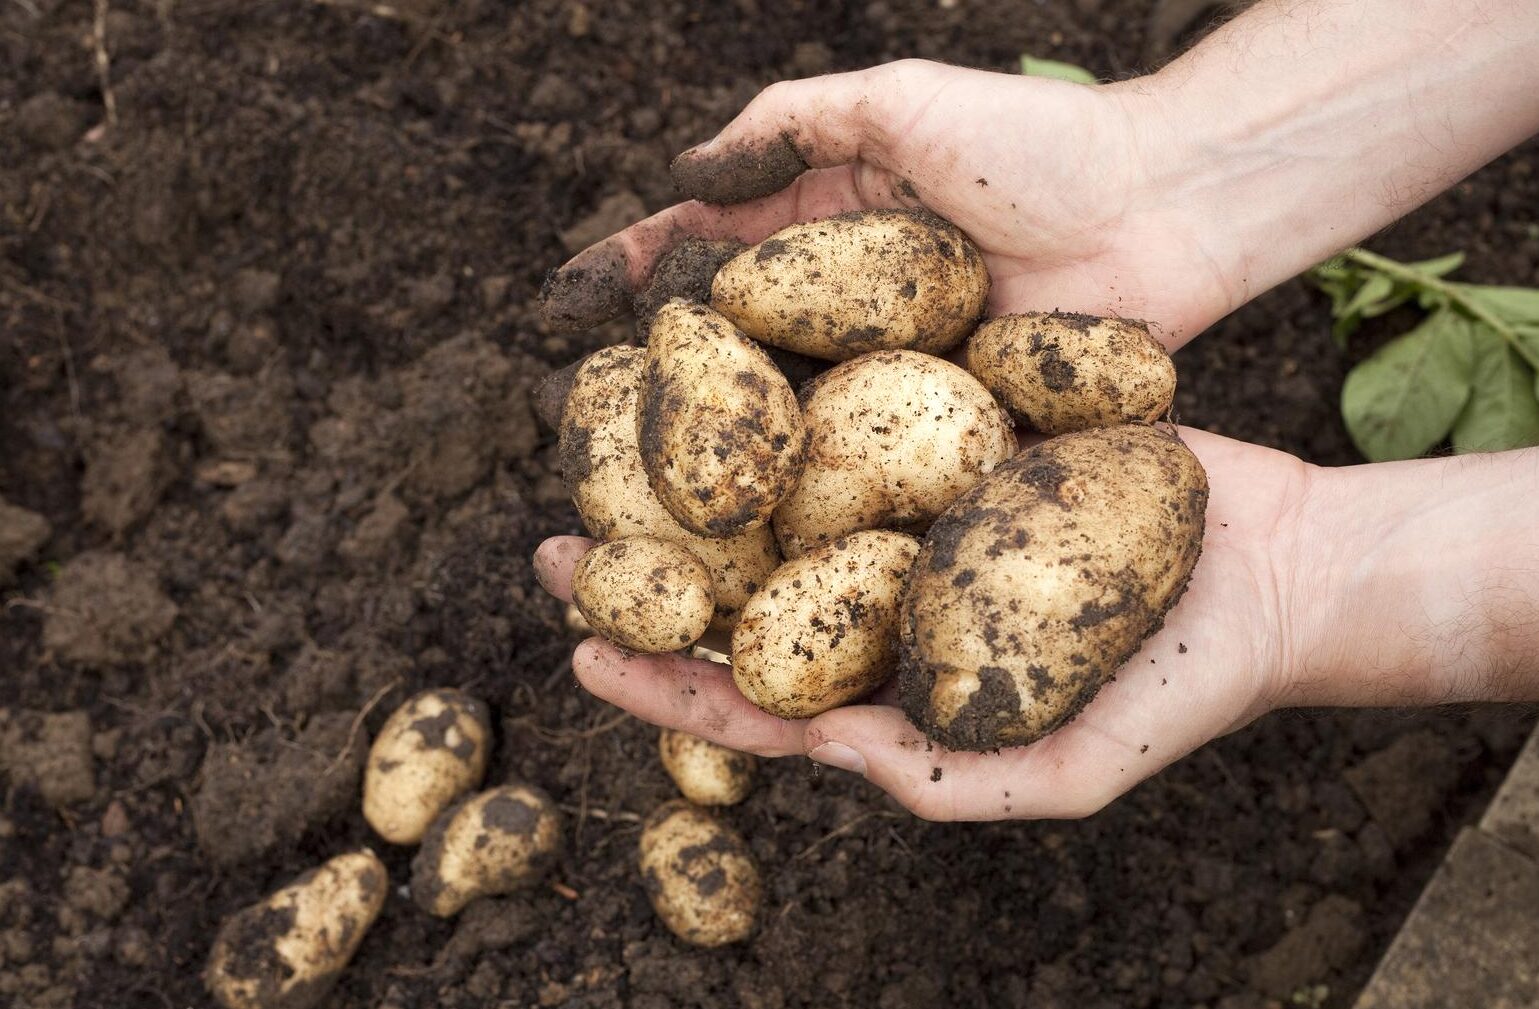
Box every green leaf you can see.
[1019,55,1097,84]
[1339,274,1396,321]
[1406,251,1465,278]
[1341,309,1475,461]
[1461,285,1539,325]
[1451,326,1539,453]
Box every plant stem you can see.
[1343,248,1539,371]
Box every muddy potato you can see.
[966,312,1176,434]
[658,728,756,806]
[410,783,562,917]
[638,301,807,537]
[772,351,1015,558]
[362,688,491,845]
[711,209,989,361]
[559,345,781,629]
[732,530,920,719]
[900,424,1207,751]
[206,849,387,1009]
[639,800,761,946]
[571,536,714,653]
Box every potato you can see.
[639,800,760,946]
[772,350,1015,558]
[206,849,387,1009]
[658,727,756,806]
[362,688,492,845]
[966,312,1176,434]
[559,345,781,629]
[571,536,714,653]
[900,424,1207,751]
[638,301,807,537]
[711,209,989,361]
[732,530,920,719]
[410,783,562,917]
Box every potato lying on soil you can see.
[559,345,781,629]
[772,350,1015,558]
[732,530,920,719]
[206,849,387,1009]
[711,209,989,361]
[659,727,756,806]
[362,688,492,845]
[900,424,1207,751]
[411,783,562,917]
[966,311,1176,434]
[571,536,714,653]
[639,800,761,946]
[638,301,808,537]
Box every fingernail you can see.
[809,741,867,777]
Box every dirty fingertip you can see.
[538,240,633,332]
[669,133,808,206]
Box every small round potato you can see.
[900,424,1208,751]
[362,688,492,846]
[772,350,1015,558]
[638,301,808,537]
[732,530,920,719]
[711,209,989,361]
[206,849,387,1009]
[572,536,715,653]
[639,800,761,947]
[410,783,562,917]
[965,312,1176,434]
[559,345,782,629]
[658,728,756,806]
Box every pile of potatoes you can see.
[552,207,1206,752]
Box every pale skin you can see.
[534,0,1539,820]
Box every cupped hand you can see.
[539,59,1240,348]
[533,428,1317,821]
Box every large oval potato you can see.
[639,800,761,947]
[966,312,1176,434]
[362,688,492,845]
[732,530,920,719]
[572,536,714,653]
[711,209,989,361]
[638,301,807,537]
[900,424,1207,751]
[658,727,756,806]
[410,783,562,917]
[772,350,1015,558]
[559,345,781,629]
[206,849,387,1009]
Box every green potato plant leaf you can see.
[1019,55,1097,84]
[1451,329,1539,453]
[1340,309,1474,461]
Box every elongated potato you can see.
[638,301,807,537]
[659,728,756,806]
[559,345,781,629]
[410,783,562,917]
[206,849,387,1009]
[966,312,1176,434]
[363,688,492,845]
[572,536,714,653]
[732,530,920,719]
[900,425,1207,751]
[639,800,760,946]
[711,209,989,361]
[772,351,1015,558]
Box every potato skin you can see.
[965,312,1176,434]
[559,345,781,629]
[362,688,492,845]
[732,530,920,719]
[572,536,714,653]
[206,849,387,1009]
[639,800,761,947]
[638,301,807,537]
[772,350,1015,558]
[711,209,989,361]
[899,424,1207,751]
[658,728,756,806]
[410,783,562,917]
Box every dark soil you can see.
[1,2,1536,1008]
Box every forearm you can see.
[1287,447,1539,707]
[1125,0,1539,315]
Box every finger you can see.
[533,535,595,602]
[572,637,806,757]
